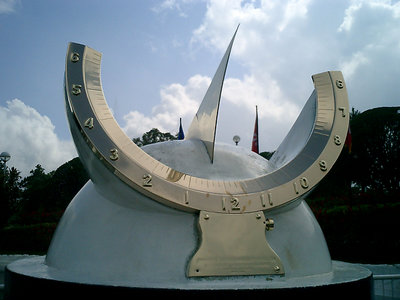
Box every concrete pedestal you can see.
[5,144,373,299]
[4,179,373,299]
[5,257,372,299]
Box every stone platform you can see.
[4,256,372,299]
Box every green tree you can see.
[350,107,361,120]
[9,159,89,225]
[0,167,22,226]
[351,106,400,195]
[6,167,22,213]
[308,106,400,201]
[133,128,177,147]
[19,165,52,215]
[259,151,275,160]
[47,157,89,211]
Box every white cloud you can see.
[339,0,400,33]
[335,0,400,108]
[338,2,362,32]
[0,99,76,177]
[191,0,271,54]
[217,74,299,151]
[339,51,369,79]
[122,70,298,151]
[278,0,311,32]
[152,0,191,17]
[190,0,322,104]
[122,75,209,139]
[123,0,400,152]
[0,0,18,14]
[190,0,400,111]
[223,74,298,121]
[123,0,316,151]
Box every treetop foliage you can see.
[132,128,177,147]
[309,106,400,199]
[0,158,89,227]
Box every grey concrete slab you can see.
[0,255,37,284]
[361,264,400,299]
[1,256,399,299]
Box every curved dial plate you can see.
[64,42,349,214]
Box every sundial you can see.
[5,29,373,299]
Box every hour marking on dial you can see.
[260,194,266,207]
[338,107,346,117]
[72,84,82,95]
[184,191,189,204]
[293,182,299,194]
[319,160,327,171]
[334,135,342,145]
[71,52,80,63]
[84,117,94,129]
[64,43,349,214]
[142,174,152,187]
[230,197,240,211]
[109,148,119,161]
[300,177,309,189]
[268,193,273,206]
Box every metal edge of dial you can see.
[64,42,349,214]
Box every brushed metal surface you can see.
[188,211,284,277]
[186,26,239,163]
[64,42,349,214]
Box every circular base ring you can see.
[4,257,372,300]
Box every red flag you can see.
[345,126,352,153]
[252,106,259,153]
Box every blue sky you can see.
[1,0,400,176]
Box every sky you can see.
[1,0,400,177]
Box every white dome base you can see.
[42,179,333,285]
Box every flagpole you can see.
[252,105,259,153]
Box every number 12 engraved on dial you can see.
[230,197,240,211]
[222,197,241,211]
